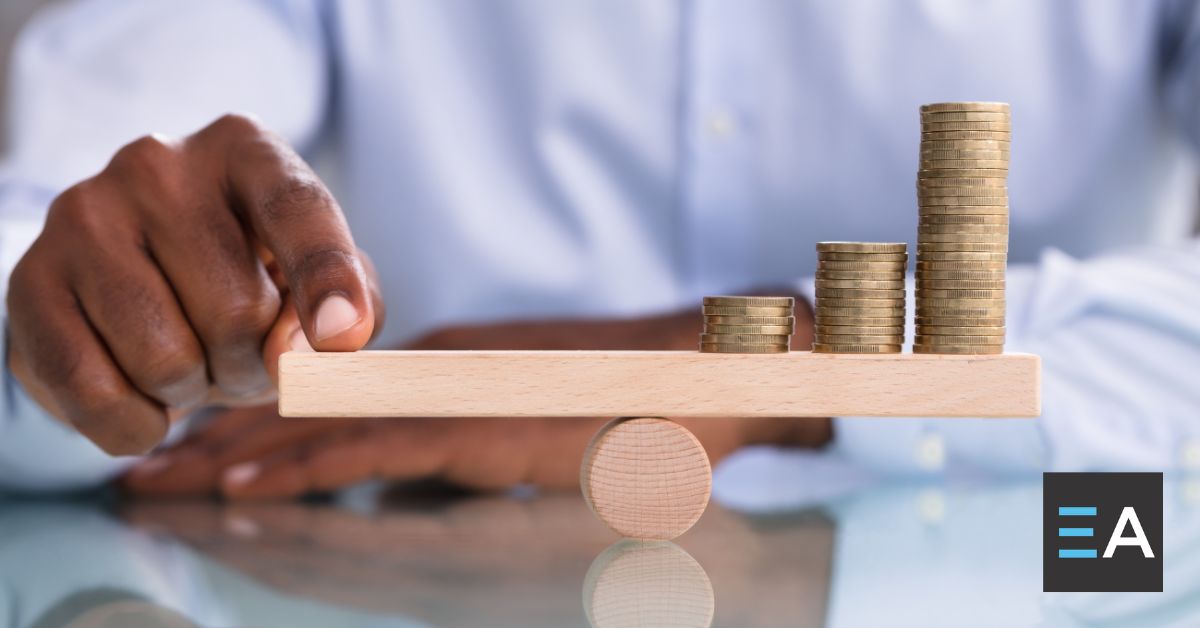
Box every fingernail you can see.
[288,327,313,352]
[128,455,172,478]
[223,462,261,487]
[314,294,361,342]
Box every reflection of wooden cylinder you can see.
[583,539,714,628]
[580,417,712,540]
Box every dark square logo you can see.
[1043,472,1162,592]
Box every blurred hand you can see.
[5,114,383,456]
[122,305,831,498]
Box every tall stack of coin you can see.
[700,296,794,354]
[812,242,907,353]
[915,102,1009,355]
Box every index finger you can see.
[202,114,375,352]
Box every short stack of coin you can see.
[812,242,907,353]
[915,102,1009,354]
[700,296,794,353]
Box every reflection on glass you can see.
[583,539,714,628]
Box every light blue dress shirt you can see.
[1,0,1200,490]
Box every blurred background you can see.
[0,0,55,154]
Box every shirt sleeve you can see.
[0,0,327,491]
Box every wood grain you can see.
[580,418,711,541]
[279,350,1041,418]
[583,539,714,627]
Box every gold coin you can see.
[920,149,1009,161]
[700,334,791,345]
[918,168,1009,179]
[920,214,1009,225]
[818,252,908,262]
[815,288,906,299]
[816,298,905,309]
[814,279,906,290]
[918,186,1008,198]
[922,121,1011,132]
[817,260,909,270]
[920,102,1010,114]
[703,315,794,325]
[814,316,905,327]
[917,270,1005,280]
[816,242,908,253]
[705,324,795,335]
[917,298,1005,310]
[917,280,1005,291]
[917,177,1007,188]
[918,233,1008,244]
[919,206,1010,216]
[920,159,1010,170]
[917,264,1007,275]
[815,334,904,345]
[917,289,1005,299]
[916,316,1005,327]
[699,343,790,354]
[916,307,1006,317]
[702,305,793,316]
[916,325,1006,336]
[920,111,1011,122]
[702,296,795,307]
[913,344,1003,355]
[815,270,906,280]
[918,224,1009,235]
[813,344,902,354]
[815,325,905,335]
[914,335,1005,345]
[921,130,1012,141]
[920,197,1009,207]
[917,242,1008,252]
[816,306,906,317]
[920,139,1011,151]
[914,251,1007,262]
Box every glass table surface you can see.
[1,476,1196,628]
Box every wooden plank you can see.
[279,350,1040,418]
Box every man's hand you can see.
[6,114,383,456]
[122,305,831,498]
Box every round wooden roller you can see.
[580,417,712,540]
[583,539,714,628]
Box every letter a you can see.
[1103,507,1154,558]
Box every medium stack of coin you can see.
[700,296,795,353]
[812,242,907,353]
[915,102,1009,355]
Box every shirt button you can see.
[1181,440,1200,470]
[915,432,945,471]
[706,110,737,138]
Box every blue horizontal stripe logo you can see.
[1058,548,1098,559]
[1058,506,1097,516]
[1058,527,1093,537]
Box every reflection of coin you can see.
[583,539,715,628]
[702,296,795,307]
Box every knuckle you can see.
[207,292,281,345]
[291,247,359,288]
[138,349,205,400]
[109,134,177,174]
[208,112,264,138]
[258,176,328,224]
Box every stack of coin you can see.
[700,296,794,354]
[812,242,907,353]
[915,102,1009,355]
